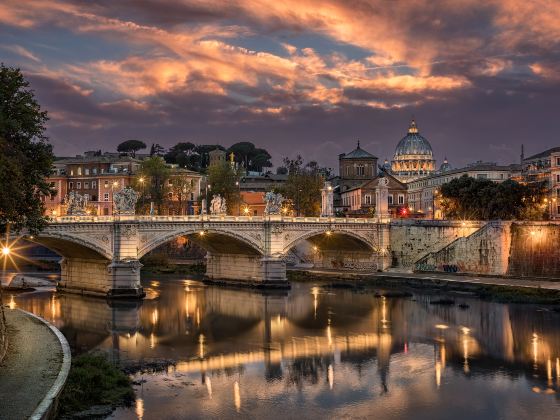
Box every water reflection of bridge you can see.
[14,281,560,394]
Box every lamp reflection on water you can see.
[233,381,241,413]
[328,364,334,390]
[205,376,212,399]
[135,398,144,419]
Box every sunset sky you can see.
[1,0,559,169]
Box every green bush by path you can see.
[59,353,134,416]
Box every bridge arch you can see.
[30,231,113,261]
[138,226,264,259]
[282,228,376,255]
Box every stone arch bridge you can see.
[26,215,391,298]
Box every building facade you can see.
[341,174,408,217]
[43,152,203,216]
[521,147,560,220]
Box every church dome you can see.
[391,119,437,182]
[394,120,433,158]
[439,157,452,172]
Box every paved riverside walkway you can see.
[291,268,560,290]
[0,308,67,420]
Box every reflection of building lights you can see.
[135,398,144,420]
[435,324,448,330]
[8,295,16,310]
[311,286,319,319]
[532,333,539,365]
[435,361,441,388]
[328,364,334,390]
[205,376,212,398]
[327,322,332,346]
[150,332,156,349]
[151,309,158,325]
[547,359,553,387]
[233,381,241,413]
[199,334,205,359]
[325,230,332,236]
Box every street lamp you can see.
[111,181,119,215]
[2,247,10,256]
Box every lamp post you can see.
[139,177,146,213]
[111,180,119,215]
[235,180,241,216]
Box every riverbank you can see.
[0,308,70,420]
[288,269,560,304]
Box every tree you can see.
[207,161,240,215]
[439,176,547,220]
[279,155,324,216]
[117,139,146,157]
[168,174,194,215]
[149,143,165,157]
[135,157,170,214]
[0,64,54,235]
[227,142,272,172]
[165,142,197,168]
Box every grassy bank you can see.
[287,270,560,305]
[58,353,134,418]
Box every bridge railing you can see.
[47,215,387,224]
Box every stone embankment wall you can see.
[507,223,560,277]
[0,305,6,363]
[414,221,560,278]
[390,220,483,269]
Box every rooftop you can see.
[524,147,560,161]
[341,141,378,160]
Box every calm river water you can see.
[9,276,560,419]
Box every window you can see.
[365,195,371,205]
[92,181,97,188]
[104,181,108,188]
[356,165,365,176]
[104,193,109,201]
[92,195,97,201]
[346,166,350,176]
[103,207,109,215]
[76,182,81,189]
[557,158,560,166]
[92,168,97,175]
[168,180,173,186]
[556,174,560,183]
[70,169,74,176]
[388,195,394,205]
[77,167,82,176]
[84,194,89,201]
[398,194,405,204]
[84,182,89,189]
[168,192,173,199]
[477,173,488,179]
[190,193,194,200]
[69,182,73,189]
[84,168,90,175]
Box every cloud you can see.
[1,45,41,62]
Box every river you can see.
[8,276,560,419]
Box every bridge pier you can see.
[58,257,145,298]
[205,253,288,288]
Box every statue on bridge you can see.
[210,194,227,215]
[264,192,284,215]
[113,186,139,215]
[65,191,88,215]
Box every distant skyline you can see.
[1,0,559,169]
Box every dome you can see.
[393,120,433,158]
[439,157,452,172]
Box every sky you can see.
[1,0,559,170]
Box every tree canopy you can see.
[135,156,170,214]
[278,156,325,216]
[0,64,54,234]
[227,141,272,172]
[207,161,240,215]
[117,139,146,157]
[439,176,548,220]
[165,143,225,172]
